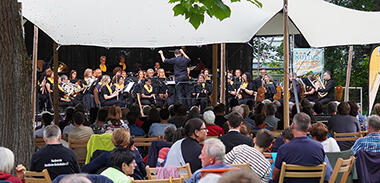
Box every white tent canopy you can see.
[20,0,380,48]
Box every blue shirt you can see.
[164,56,190,78]
[275,136,330,183]
[351,133,380,156]
[148,123,176,137]
[129,124,145,137]
[187,163,235,183]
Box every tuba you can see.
[312,73,328,98]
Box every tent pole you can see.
[212,44,218,106]
[220,43,226,104]
[32,26,38,124]
[344,46,353,102]
[53,42,59,125]
[283,0,290,128]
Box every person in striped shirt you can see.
[352,115,380,156]
[224,129,274,183]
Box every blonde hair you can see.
[158,68,166,78]
[84,68,93,78]
[100,75,111,87]
[111,128,131,147]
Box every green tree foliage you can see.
[170,0,262,29]
[325,0,379,114]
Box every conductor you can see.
[158,49,190,106]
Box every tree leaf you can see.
[173,4,186,16]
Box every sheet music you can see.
[125,82,135,92]
[165,81,176,85]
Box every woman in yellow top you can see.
[99,75,124,107]
[99,56,107,74]
[140,78,156,105]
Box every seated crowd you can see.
[1,100,380,183]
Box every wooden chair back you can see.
[333,132,362,141]
[24,169,52,183]
[68,138,89,166]
[134,136,161,147]
[229,163,250,169]
[328,156,355,183]
[132,177,184,183]
[34,137,45,151]
[278,162,326,183]
[360,131,369,137]
[145,163,192,180]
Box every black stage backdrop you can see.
[24,21,253,80]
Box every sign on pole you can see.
[293,48,324,76]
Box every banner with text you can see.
[293,48,324,76]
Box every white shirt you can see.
[321,137,340,152]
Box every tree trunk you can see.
[0,0,33,169]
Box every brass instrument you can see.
[312,73,328,98]
[61,83,74,99]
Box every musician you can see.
[147,68,155,79]
[316,71,335,105]
[112,67,122,84]
[140,78,156,105]
[118,55,127,71]
[263,74,277,101]
[157,68,170,105]
[192,74,212,111]
[154,62,161,74]
[93,69,103,80]
[226,73,237,107]
[70,70,79,84]
[132,70,146,104]
[237,72,255,104]
[99,56,107,74]
[234,69,243,85]
[112,75,127,105]
[253,69,267,91]
[303,74,318,102]
[289,73,302,103]
[58,75,80,108]
[202,68,212,84]
[99,75,124,107]
[82,68,96,111]
[158,49,190,107]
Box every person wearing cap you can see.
[219,111,253,153]
[203,110,224,136]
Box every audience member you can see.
[352,115,380,156]
[328,102,360,150]
[91,108,109,134]
[272,113,331,183]
[165,118,207,173]
[59,107,75,132]
[374,103,380,116]
[58,174,92,183]
[0,147,24,183]
[219,111,253,153]
[189,138,234,183]
[168,104,187,128]
[241,104,255,129]
[265,103,280,130]
[310,122,340,152]
[327,102,337,116]
[100,147,136,183]
[148,108,176,137]
[271,127,294,152]
[203,110,224,136]
[29,125,80,179]
[186,106,202,121]
[253,113,269,130]
[143,107,160,134]
[127,112,145,137]
[213,104,227,127]
[34,111,54,137]
[225,129,274,182]
[151,126,177,167]
[81,128,146,180]
[68,111,94,140]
